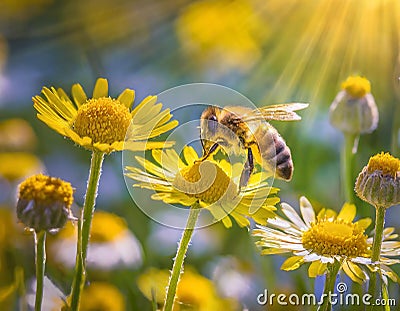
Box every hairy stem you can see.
[70,151,104,310]
[367,206,387,311]
[34,230,46,311]
[163,203,201,311]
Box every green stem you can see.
[34,230,46,311]
[318,261,341,311]
[163,203,201,311]
[342,133,357,204]
[70,151,105,310]
[367,206,387,311]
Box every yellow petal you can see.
[208,205,231,227]
[72,83,87,107]
[93,78,108,98]
[342,261,367,284]
[117,89,135,108]
[281,256,304,271]
[183,146,199,164]
[41,87,76,120]
[318,208,337,219]
[124,141,175,151]
[131,95,157,119]
[261,249,290,255]
[337,202,356,222]
[355,218,372,230]
[145,120,179,140]
[380,265,400,283]
[230,211,250,227]
[220,216,232,228]
[308,261,327,277]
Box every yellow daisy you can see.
[253,196,400,284]
[137,268,238,311]
[125,146,280,228]
[33,78,178,153]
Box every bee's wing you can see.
[242,103,309,122]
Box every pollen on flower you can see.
[302,219,369,258]
[18,174,74,207]
[367,152,400,178]
[17,174,74,231]
[173,161,234,204]
[74,97,132,145]
[341,76,371,98]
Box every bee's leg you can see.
[197,142,219,162]
[239,148,254,190]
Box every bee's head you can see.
[200,106,222,153]
[200,106,221,136]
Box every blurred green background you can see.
[1,0,399,310]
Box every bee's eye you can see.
[208,115,218,134]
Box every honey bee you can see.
[199,103,308,187]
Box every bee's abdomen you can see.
[254,124,293,181]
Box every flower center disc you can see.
[367,152,400,178]
[302,220,369,257]
[341,76,371,98]
[18,174,73,207]
[74,97,132,144]
[173,161,232,204]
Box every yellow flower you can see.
[0,152,43,182]
[0,118,37,151]
[137,268,238,311]
[175,0,267,72]
[125,146,280,228]
[17,174,74,232]
[79,282,125,311]
[49,211,142,270]
[33,78,178,153]
[253,197,400,284]
[355,152,400,208]
[341,76,371,98]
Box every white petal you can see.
[320,256,335,264]
[267,217,293,229]
[351,257,372,265]
[281,203,307,230]
[294,250,310,256]
[303,253,321,262]
[300,196,315,226]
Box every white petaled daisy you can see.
[125,146,280,228]
[49,211,142,270]
[253,196,400,284]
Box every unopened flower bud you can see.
[355,152,400,208]
[330,76,378,135]
[17,174,74,231]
